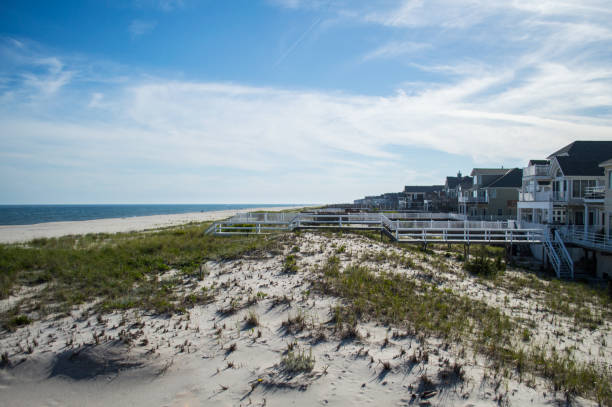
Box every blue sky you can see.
[1,0,611,204]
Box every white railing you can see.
[523,165,550,177]
[208,211,544,243]
[584,186,605,200]
[558,225,612,253]
[385,212,465,220]
[519,190,552,202]
[395,228,542,243]
[225,212,299,224]
[554,229,574,278]
[543,234,562,277]
[397,220,510,229]
[458,195,488,203]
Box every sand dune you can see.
[1,232,607,406]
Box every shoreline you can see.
[0,205,306,244]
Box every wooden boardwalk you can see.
[206,212,543,244]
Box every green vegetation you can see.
[464,254,505,278]
[283,254,299,273]
[501,273,611,329]
[245,310,260,327]
[4,314,32,331]
[0,222,280,326]
[314,256,612,405]
[281,348,315,373]
[316,256,512,342]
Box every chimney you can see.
[457,171,462,178]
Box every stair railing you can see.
[544,233,562,278]
[554,229,574,279]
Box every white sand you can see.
[0,206,305,244]
[0,232,607,406]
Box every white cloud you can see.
[128,19,157,38]
[19,57,73,96]
[363,41,430,61]
[2,0,612,202]
[158,0,183,11]
[133,0,184,12]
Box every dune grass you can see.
[0,222,280,325]
[314,255,612,405]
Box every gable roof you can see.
[445,175,473,189]
[484,168,523,188]
[555,157,609,176]
[528,159,549,166]
[547,141,612,176]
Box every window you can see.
[498,208,502,216]
[608,170,612,190]
[572,179,597,198]
[573,180,581,198]
[489,189,496,198]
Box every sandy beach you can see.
[0,206,305,244]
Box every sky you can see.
[0,0,611,204]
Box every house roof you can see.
[383,192,404,198]
[547,141,612,176]
[470,168,508,176]
[403,185,444,193]
[484,168,523,188]
[528,159,549,166]
[445,176,473,189]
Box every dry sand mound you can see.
[49,342,148,380]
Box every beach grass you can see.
[314,255,612,404]
[0,222,280,324]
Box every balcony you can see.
[558,225,612,253]
[584,186,605,201]
[458,195,488,204]
[523,165,550,178]
[519,190,552,202]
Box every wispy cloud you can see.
[133,0,184,12]
[128,19,157,38]
[158,0,184,12]
[363,41,430,61]
[2,0,612,202]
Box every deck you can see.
[206,211,543,244]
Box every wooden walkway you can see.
[205,212,543,244]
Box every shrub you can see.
[282,348,315,373]
[464,255,504,277]
[245,310,260,327]
[5,314,32,330]
[283,254,298,273]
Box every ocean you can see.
[0,204,296,226]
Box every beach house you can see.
[443,171,473,212]
[517,141,612,229]
[458,168,522,218]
